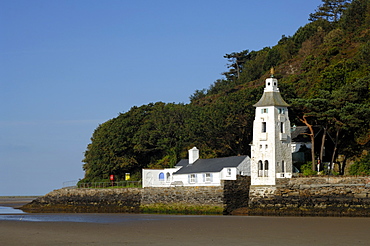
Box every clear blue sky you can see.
[0,0,322,196]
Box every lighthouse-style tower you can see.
[250,69,293,185]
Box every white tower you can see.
[250,70,293,185]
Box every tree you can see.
[222,50,250,81]
[349,152,370,175]
[309,0,351,22]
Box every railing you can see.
[62,180,78,188]
[77,181,142,189]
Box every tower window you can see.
[258,160,269,177]
[261,108,268,113]
[262,122,267,133]
[280,122,284,133]
[278,108,285,114]
[264,160,269,177]
[258,160,263,177]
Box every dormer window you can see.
[261,108,268,114]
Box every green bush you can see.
[301,162,317,176]
[349,153,370,175]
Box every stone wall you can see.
[22,176,370,216]
[22,186,225,213]
[142,186,224,206]
[22,188,142,213]
[223,176,251,214]
[245,176,370,216]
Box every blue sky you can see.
[0,0,322,196]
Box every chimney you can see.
[188,147,199,164]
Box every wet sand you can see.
[0,198,369,245]
[0,214,369,245]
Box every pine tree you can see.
[309,0,351,22]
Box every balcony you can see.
[280,133,287,140]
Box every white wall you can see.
[142,168,180,188]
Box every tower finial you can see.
[270,67,275,78]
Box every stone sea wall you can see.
[243,177,370,216]
[22,176,370,216]
[22,186,225,214]
[22,188,142,213]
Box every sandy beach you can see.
[1,198,369,245]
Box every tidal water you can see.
[0,206,181,223]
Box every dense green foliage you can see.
[82,0,370,181]
[349,152,370,175]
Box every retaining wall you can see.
[22,176,370,216]
[245,177,370,216]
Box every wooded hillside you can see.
[82,0,370,182]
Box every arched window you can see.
[166,172,171,182]
[258,160,263,177]
[264,160,269,177]
[159,172,164,181]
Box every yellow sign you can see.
[125,173,130,180]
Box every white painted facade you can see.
[142,147,250,188]
[250,76,293,186]
[142,166,244,188]
[142,167,181,188]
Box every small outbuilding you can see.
[142,147,250,188]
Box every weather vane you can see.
[270,67,275,78]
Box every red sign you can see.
[109,175,114,181]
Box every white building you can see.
[250,73,293,186]
[142,147,250,188]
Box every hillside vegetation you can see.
[82,0,370,182]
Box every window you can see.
[278,108,285,114]
[189,174,196,183]
[205,173,212,182]
[264,160,269,177]
[265,144,268,149]
[166,172,171,182]
[258,160,263,177]
[280,122,284,133]
[282,160,285,173]
[227,168,232,176]
[258,160,269,177]
[261,108,268,114]
[262,122,267,133]
[159,172,164,181]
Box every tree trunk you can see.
[330,127,340,173]
[300,115,316,171]
[320,126,327,166]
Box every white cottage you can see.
[142,147,250,188]
[250,72,293,186]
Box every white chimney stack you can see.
[188,147,199,164]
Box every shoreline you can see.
[0,214,369,245]
[0,197,39,209]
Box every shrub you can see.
[349,153,370,175]
[301,162,317,176]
